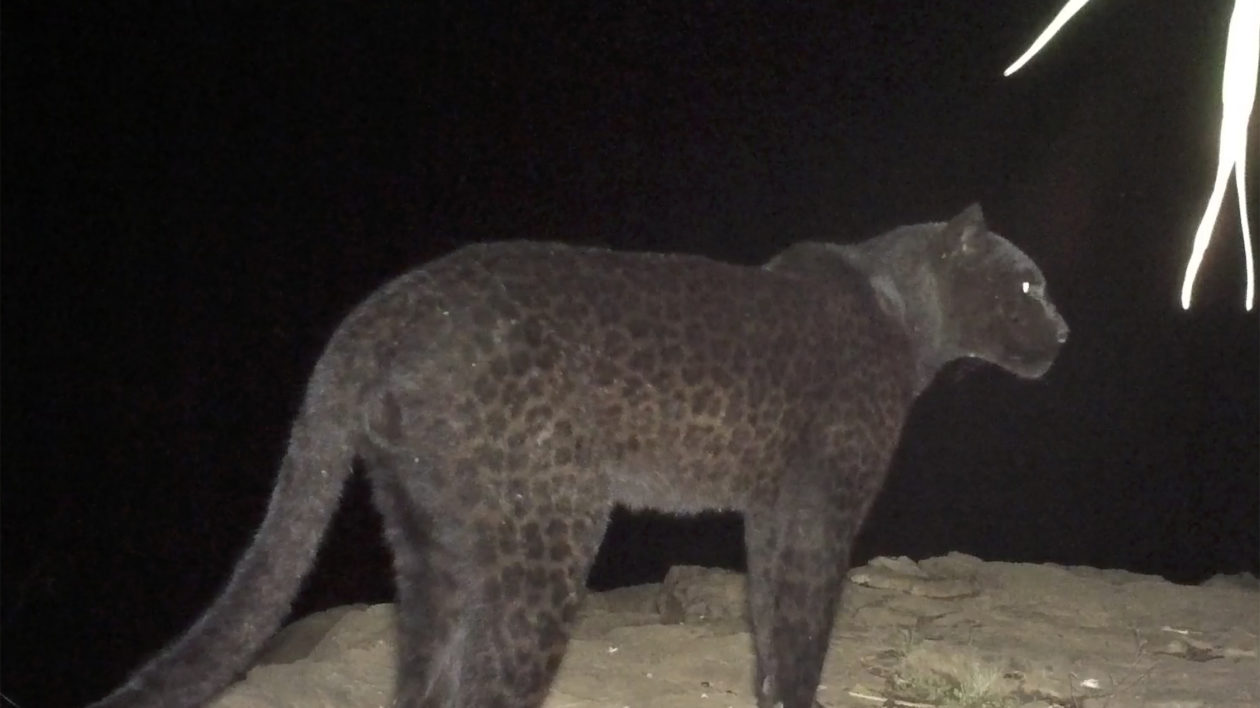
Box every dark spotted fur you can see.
[90,203,1067,708]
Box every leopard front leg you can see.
[744,467,859,708]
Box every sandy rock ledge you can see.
[209,553,1260,708]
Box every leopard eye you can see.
[1020,280,1046,298]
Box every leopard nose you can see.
[1055,316,1069,343]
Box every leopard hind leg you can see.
[362,446,470,707]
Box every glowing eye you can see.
[1021,281,1031,294]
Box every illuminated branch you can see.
[1003,0,1093,77]
[1182,0,1256,311]
[1004,0,1258,311]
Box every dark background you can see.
[3,1,1257,706]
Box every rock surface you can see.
[209,554,1259,708]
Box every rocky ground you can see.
[209,553,1259,708]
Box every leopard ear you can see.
[938,203,987,256]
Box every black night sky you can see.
[3,2,1257,706]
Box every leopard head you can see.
[768,204,1069,391]
[920,204,1068,381]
